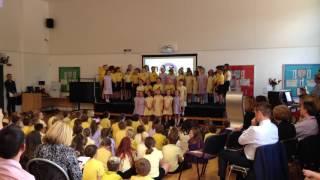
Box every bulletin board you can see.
[229,65,254,96]
[283,64,320,97]
[59,67,80,92]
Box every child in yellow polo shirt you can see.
[153,78,164,94]
[150,66,158,86]
[96,137,112,170]
[102,156,122,180]
[152,124,167,150]
[100,111,111,129]
[83,145,105,180]
[115,121,127,148]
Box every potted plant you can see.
[269,78,281,91]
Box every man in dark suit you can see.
[4,74,17,115]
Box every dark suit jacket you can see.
[277,121,296,141]
[4,80,17,98]
[253,143,288,180]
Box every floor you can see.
[163,159,221,180]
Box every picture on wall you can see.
[59,67,80,92]
[283,64,320,97]
[229,65,254,96]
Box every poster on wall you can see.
[283,64,320,97]
[229,65,254,96]
[59,67,80,92]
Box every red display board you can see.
[229,65,254,96]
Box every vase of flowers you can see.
[269,78,281,91]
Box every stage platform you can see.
[94,101,225,118]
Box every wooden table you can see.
[22,93,75,112]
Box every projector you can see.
[0,53,10,65]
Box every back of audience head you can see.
[137,125,145,134]
[90,120,98,135]
[155,124,164,134]
[0,125,25,159]
[100,128,111,139]
[83,128,91,138]
[145,137,156,154]
[107,156,121,172]
[23,117,32,126]
[255,95,268,103]
[44,121,73,146]
[126,129,135,139]
[254,102,272,121]
[273,105,292,123]
[244,96,255,112]
[116,137,132,157]
[80,114,88,123]
[34,123,44,132]
[71,133,86,156]
[132,114,139,121]
[209,124,217,134]
[126,118,132,127]
[103,111,110,119]
[84,144,97,158]
[301,101,318,117]
[135,158,151,177]
[168,130,179,144]
[118,121,126,130]
[100,137,111,147]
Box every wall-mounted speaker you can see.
[45,18,55,28]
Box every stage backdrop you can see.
[229,65,254,96]
[59,67,80,93]
[283,64,320,97]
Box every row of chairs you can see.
[178,131,320,180]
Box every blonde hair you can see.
[44,121,73,146]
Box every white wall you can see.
[48,0,320,54]
[0,0,49,111]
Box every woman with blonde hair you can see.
[34,121,82,180]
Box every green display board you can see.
[59,67,80,92]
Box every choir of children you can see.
[101,64,232,105]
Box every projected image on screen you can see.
[142,54,197,74]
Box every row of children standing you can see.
[100,64,231,104]
[134,82,187,127]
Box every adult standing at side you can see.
[4,74,17,115]
[311,73,320,98]
[223,64,232,96]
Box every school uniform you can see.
[163,96,173,115]
[144,96,154,116]
[185,76,193,94]
[153,95,164,117]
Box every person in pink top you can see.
[0,125,35,180]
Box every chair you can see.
[280,137,298,162]
[227,143,288,180]
[27,158,70,180]
[179,133,227,180]
[297,135,320,170]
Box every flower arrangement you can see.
[269,78,281,90]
